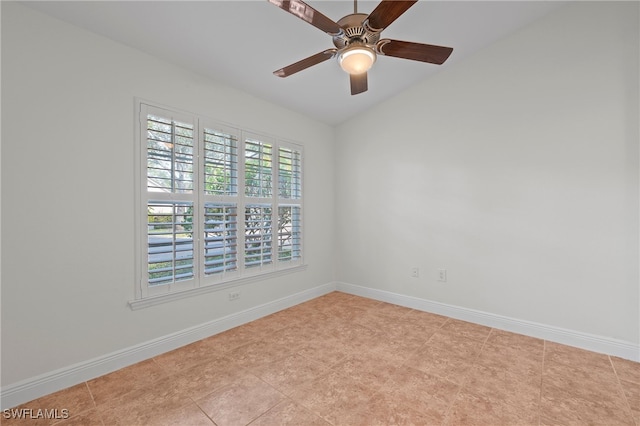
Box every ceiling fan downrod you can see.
[269,0,454,96]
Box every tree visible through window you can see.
[137,102,303,299]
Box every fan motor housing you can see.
[332,13,380,48]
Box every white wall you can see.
[1,2,335,388]
[2,0,639,406]
[335,2,639,345]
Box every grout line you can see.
[189,396,216,425]
[84,381,97,408]
[608,355,637,422]
[14,293,638,424]
[538,340,546,426]
[440,327,494,426]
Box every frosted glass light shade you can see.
[339,46,376,74]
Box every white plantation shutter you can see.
[203,203,238,275]
[136,101,304,302]
[244,136,273,198]
[140,104,199,297]
[203,127,238,196]
[278,146,302,199]
[277,144,303,265]
[244,205,273,268]
[147,201,195,285]
[278,205,302,261]
[201,122,241,280]
[146,114,194,193]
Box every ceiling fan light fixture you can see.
[338,45,376,74]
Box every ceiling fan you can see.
[268,0,453,95]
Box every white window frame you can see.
[132,100,304,309]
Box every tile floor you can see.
[4,291,639,425]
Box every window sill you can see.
[128,264,308,310]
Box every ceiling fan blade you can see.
[268,0,343,35]
[274,49,337,77]
[377,39,453,65]
[365,0,418,32]
[350,72,368,95]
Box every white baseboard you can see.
[336,282,640,362]
[4,281,637,409]
[0,282,336,410]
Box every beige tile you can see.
[447,387,539,426]
[619,379,640,424]
[465,363,541,408]
[308,292,380,314]
[445,390,504,426]
[235,313,290,337]
[252,353,329,396]
[367,331,428,363]
[97,375,192,425]
[262,324,317,350]
[330,353,402,392]
[9,294,638,426]
[384,317,439,342]
[200,325,261,354]
[87,359,165,405]
[476,341,543,377]
[139,402,213,426]
[355,310,437,345]
[167,355,250,401]
[540,384,636,426]
[502,401,540,426]
[4,384,96,426]
[439,319,492,342]
[346,392,442,426]
[612,356,640,385]
[51,408,103,426]
[266,303,330,327]
[222,338,296,369]
[320,321,375,346]
[296,335,352,366]
[403,309,449,329]
[371,301,412,319]
[382,367,460,423]
[485,329,544,353]
[544,341,612,373]
[542,358,622,402]
[339,294,383,311]
[302,291,353,307]
[39,383,96,416]
[153,339,224,373]
[315,303,371,322]
[195,374,285,426]
[288,370,376,425]
[250,400,330,426]
[406,332,483,383]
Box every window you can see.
[135,102,303,302]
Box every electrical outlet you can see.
[410,267,419,278]
[438,269,447,282]
[228,291,241,301]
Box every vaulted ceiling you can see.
[23,1,565,125]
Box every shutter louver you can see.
[278,206,302,261]
[278,147,302,199]
[147,201,194,285]
[138,102,303,300]
[204,128,238,196]
[245,139,273,198]
[146,115,194,193]
[245,205,273,268]
[204,203,238,275]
